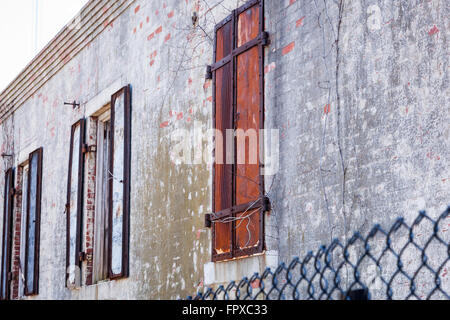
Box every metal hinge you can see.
[261,31,270,46]
[205,65,212,80]
[205,214,212,228]
[82,144,97,154]
[263,196,271,212]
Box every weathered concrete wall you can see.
[264,0,449,297]
[0,0,448,300]
[265,0,448,257]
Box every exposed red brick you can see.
[84,118,98,286]
[282,42,295,55]
[296,17,305,28]
[289,0,296,5]
[147,32,155,40]
[428,25,439,36]
[155,26,163,34]
[160,121,170,128]
[134,5,140,14]
[265,62,276,74]
[168,11,174,18]
[251,279,261,288]
[165,33,171,42]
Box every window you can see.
[209,0,268,262]
[66,119,86,287]
[2,149,43,300]
[24,148,43,296]
[91,85,131,283]
[1,168,14,300]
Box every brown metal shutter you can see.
[211,0,267,262]
[213,18,234,260]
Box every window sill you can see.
[204,250,278,286]
[68,278,129,300]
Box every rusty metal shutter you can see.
[66,119,86,287]
[108,85,131,279]
[213,16,234,261]
[211,0,267,262]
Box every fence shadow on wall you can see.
[188,207,450,300]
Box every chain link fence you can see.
[189,207,450,300]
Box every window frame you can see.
[66,119,86,287]
[210,0,267,262]
[24,147,43,296]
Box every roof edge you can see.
[0,0,136,122]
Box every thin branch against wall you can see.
[335,0,347,241]
[158,1,221,111]
[313,0,337,246]
[310,1,352,284]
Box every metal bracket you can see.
[82,144,97,154]
[205,65,213,80]
[64,101,80,109]
[205,214,212,228]
[263,196,271,212]
[261,31,270,46]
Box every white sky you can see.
[0,0,88,92]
